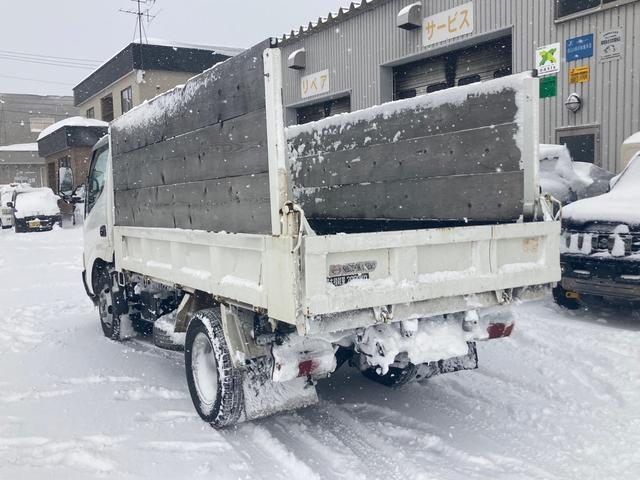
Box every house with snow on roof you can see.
[37,117,108,193]
[73,39,245,122]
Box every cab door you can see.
[83,139,113,294]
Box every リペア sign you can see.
[301,69,330,99]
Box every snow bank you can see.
[0,143,38,152]
[37,117,108,141]
[563,155,640,225]
[14,188,60,218]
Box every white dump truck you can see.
[82,41,560,427]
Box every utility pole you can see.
[119,0,157,45]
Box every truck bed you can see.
[114,220,560,333]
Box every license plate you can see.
[28,220,41,229]
[327,273,369,287]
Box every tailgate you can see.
[301,221,561,316]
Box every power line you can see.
[0,75,74,87]
[0,49,101,65]
[0,55,96,70]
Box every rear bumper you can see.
[560,254,640,301]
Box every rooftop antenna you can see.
[120,0,158,45]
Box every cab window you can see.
[86,146,109,214]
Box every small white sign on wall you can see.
[301,69,330,99]
[422,2,474,47]
[599,28,624,63]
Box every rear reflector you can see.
[297,359,316,377]
[487,323,515,339]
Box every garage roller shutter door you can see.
[456,37,512,85]
[393,56,448,99]
[393,36,512,99]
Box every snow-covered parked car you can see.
[539,144,614,205]
[556,152,640,308]
[0,183,32,229]
[10,187,61,232]
[1,188,15,229]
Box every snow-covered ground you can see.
[1,227,639,480]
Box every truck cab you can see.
[82,135,113,299]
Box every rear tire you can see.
[185,308,244,428]
[552,284,581,310]
[361,363,418,387]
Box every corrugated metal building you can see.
[276,0,639,172]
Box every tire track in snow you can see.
[223,423,322,480]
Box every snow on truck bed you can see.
[1,227,639,480]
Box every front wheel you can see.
[96,271,130,340]
[552,284,581,310]
[185,308,244,428]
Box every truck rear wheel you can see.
[185,308,243,428]
[360,363,418,387]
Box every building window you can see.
[29,117,55,133]
[296,96,351,125]
[101,94,114,122]
[86,107,95,119]
[120,86,133,114]
[556,0,619,19]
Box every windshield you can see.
[86,146,109,213]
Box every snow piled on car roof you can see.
[13,188,60,219]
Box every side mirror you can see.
[6,202,14,209]
[58,166,74,195]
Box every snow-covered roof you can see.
[0,143,38,152]
[37,117,108,141]
[277,0,383,45]
[139,37,245,57]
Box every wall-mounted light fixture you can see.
[288,49,306,70]
[565,93,582,113]
[397,2,422,31]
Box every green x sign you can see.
[536,43,561,77]
[539,48,557,66]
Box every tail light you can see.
[487,322,514,339]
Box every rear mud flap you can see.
[415,342,478,380]
[241,359,318,422]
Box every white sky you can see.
[0,0,348,96]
